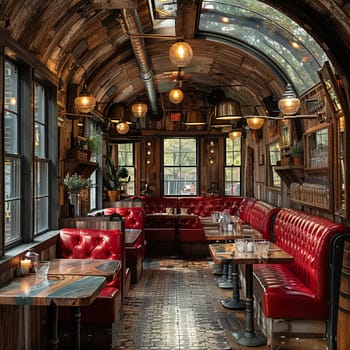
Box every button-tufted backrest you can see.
[247,200,280,240]
[57,227,124,288]
[273,208,348,302]
[104,207,145,230]
[177,197,243,217]
[142,197,178,214]
[238,197,257,223]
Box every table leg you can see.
[233,264,267,346]
[71,306,81,350]
[221,263,245,310]
[47,303,59,350]
[218,264,233,289]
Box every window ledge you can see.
[2,230,60,266]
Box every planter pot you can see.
[292,155,303,166]
[68,191,81,216]
[107,189,120,202]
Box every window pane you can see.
[269,142,281,187]
[35,197,49,233]
[224,137,241,196]
[5,200,21,244]
[117,144,135,195]
[5,157,21,199]
[4,157,21,244]
[4,60,18,154]
[4,61,18,113]
[35,124,46,158]
[163,138,198,196]
[34,83,46,158]
[35,161,49,196]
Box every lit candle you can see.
[21,259,31,275]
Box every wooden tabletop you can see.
[204,227,262,241]
[0,275,106,306]
[125,229,142,246]
[146,213,197,219]
[49,259,121,281]
[209,242,294,265]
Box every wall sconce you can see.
[209,140,215,164]
[169,40,193,68]
[132,102,148,117]
[246,116,265,129]
[169,87,184,104]
[74,64,96,113]
[278,83,300,115]
[146,141,152,165]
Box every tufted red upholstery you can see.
[253,208,348,320]
[57,227,126,324]
[238,197,257,223]
[104,207,146,282]
[246,200,280,240]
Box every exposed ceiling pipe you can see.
[120,9,160,119]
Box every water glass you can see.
[35,261,50,278]
[235,239,246,255]
[165,207,173,215]
[255,240,270,258]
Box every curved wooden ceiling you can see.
[1,0,350,122]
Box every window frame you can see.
[162,137,199,196]
[224,136,242,196]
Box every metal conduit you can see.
[121,9,159,117]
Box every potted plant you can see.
[63,173,91,192]
[117,167,130,198]
[291,140,304,166]
[104,159,121,201]
[63,173,91,215]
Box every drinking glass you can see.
[35,261,50,278]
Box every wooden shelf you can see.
[290,199,332,212]
[65,149,97,178]
[275,165,304,187]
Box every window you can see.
[117,143,135,195]
[163,138,198,196]
[34,82,49,234]
[4,59,21,244]
[225,137,241,195]
[268,142,281,188]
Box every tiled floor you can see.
[109,257,327,350]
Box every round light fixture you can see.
[132,103,148,118]
[169,88,184,104]
[278,83,300,115]
[116,121,129,134]
[228,130,242,140]
[246,116,265,129]
[169,41,193,68]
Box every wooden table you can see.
[49,258,121,281]
[146,213,198,256]
[48,258,121,349]
[205,227,262,309]
[0,274,105,350]
[209,242,293,347]
[125,228,142,247]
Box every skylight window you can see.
[199,0,329,94]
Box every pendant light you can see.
[169,40,193,68]
[215,100,242,120]
[131,102,148,118]
[246,116,265,129]
[74,65,96,113]
[169,87,184,104]
[228,130,242,140]
[278,83,301,116]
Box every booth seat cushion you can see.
[253,208,348,320]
